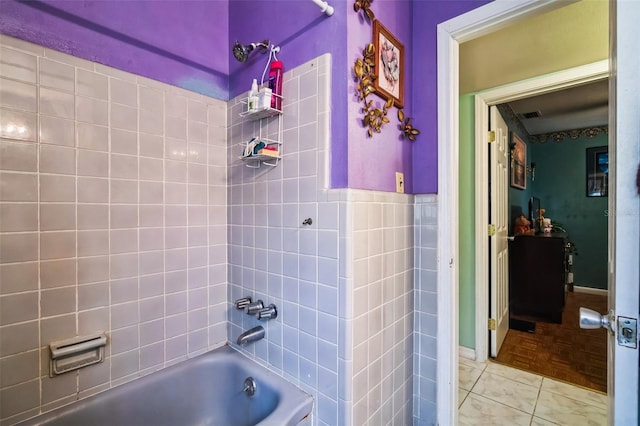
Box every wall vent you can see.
[518,110,542,119]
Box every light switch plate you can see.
[395,172,404,193]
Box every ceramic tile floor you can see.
[459,357,607,425]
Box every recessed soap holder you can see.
[49,333,107,377]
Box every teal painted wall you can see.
[530,133,609,289]
[459,94,476,348]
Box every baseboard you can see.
[573,286,608,296]
[459,346,476,360]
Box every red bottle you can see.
[267,60,283,110]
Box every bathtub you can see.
[20,345,313,426]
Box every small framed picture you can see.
[510,133,526,190]
[586,146,608,197]
[373,20,404,108]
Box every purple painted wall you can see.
[227,0,491,193]
[0,0,492,193]
[227,0,349,188]
[0,0,229,99]
[347,0,414,193]
[410,0,491,194]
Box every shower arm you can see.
[310,0,334,16]
[249,40,269,52]
[233,39,270,63]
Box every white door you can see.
[583,1,640,423]
[607,1,639,423]
[489,106,509,357]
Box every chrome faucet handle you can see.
[246,300,264,315]
[235,297,252,310]
[257,304,278,320]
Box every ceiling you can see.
[459,1,608,94]
[506,79,609,135]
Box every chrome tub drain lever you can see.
[243,377,256,397]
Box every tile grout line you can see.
[529,375,545,426]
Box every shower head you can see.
[232,40,270,62]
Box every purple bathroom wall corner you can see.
[228,0,349,188]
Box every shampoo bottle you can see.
[248,78,258,112]
[267,61,283,110]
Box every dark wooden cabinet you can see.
[509,234,567,323]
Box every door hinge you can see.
[488,131,495,143]
[488,318,496,330]
[488,224,496,236]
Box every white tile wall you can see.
[413,194,439,426]
[340,190,415,426]
[227,54,415,425]
[226,55,337,425]
[0,35,227,425]
[0,35,441,426]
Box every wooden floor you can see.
[494,291,608,393]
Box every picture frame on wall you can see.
[510,133,526,190]
[586,146,608,197]
[372,20,404,108]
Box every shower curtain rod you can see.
[310,0,334,16]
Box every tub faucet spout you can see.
[237,326,265,345]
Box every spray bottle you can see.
[248,78,258,112]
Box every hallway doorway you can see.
[438,1,640,424]
[486,80,610,391]
[469,60,609,363]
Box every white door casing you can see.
[437,1,639,425]
[489,106,509,358]
[437,2,569,421]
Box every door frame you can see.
[473,60,609,363]
[436,0,602,423]
[439,1,640,425]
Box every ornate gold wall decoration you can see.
[398,109,420,141]
[353,0,375,21]
[354,43,392,137]
[352,4,420,140]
